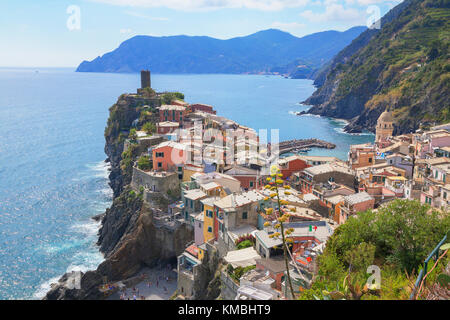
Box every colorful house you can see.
[201,197,218,243]
[278,155,310,180]
[152,141,188,172]
[159,104,188,124]
[223,165,263,191]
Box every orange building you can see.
[152,141,188,172]
[348,144,376,169]
[278,155,310,180]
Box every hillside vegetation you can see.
[299,200,450,300]
[305,0,450,134]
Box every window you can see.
[208,227,212,233]
[368,158,373,163]
[157,162,162,168]
[443,192,447,199]
[156,152,164,158]
[242,212,248,219]
[249,181,254,188]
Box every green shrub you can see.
[137,155,151,171]
[236,240,253,250]
[142,122,156,135]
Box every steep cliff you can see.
[44,92,194,300]
[304,0,450,134]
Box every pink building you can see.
[157,121,179,135]
[189,103,216,115]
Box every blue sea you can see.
[0,68,373,299]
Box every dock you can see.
[275,139,336,155]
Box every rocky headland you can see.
[44,92,194,300]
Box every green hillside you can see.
[305,0,450,134]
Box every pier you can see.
[275,138,336,155]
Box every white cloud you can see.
[300,4,364,23]
[90,0,310,11]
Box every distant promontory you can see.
[76,27,366,78]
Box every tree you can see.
[374,200,449,273]
[142,122,156,135]
[162,92,184,105]
[261,165,296,299]
[129,128,138,142]
[137,155,151,171]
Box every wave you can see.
[32,250,104,299]
[70,220,101,237]
[86,160,111,179]
[32,275,61,299]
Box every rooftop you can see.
[302,193,319,202]
[153,140,188,151]
[326,194,345,205]
[200,197,220,207]
[344,192,374,205]
[184,189,207,200]
[304,163,353,176]
[159,104,186,111]
[255,230,283,249]
[158,121,179,127]
[200,181,221,191]
[214,190,265,210]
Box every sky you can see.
[0,0,403,67]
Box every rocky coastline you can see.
[44,92,194,300]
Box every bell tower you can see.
[375,108,394,142]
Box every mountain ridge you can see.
[303,0,450,134]
[76,27,366,75]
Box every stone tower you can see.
[375,108,394,142]
[141,70,151,89]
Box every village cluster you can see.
[126,72,450,300]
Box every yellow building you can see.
[376,109,394,142]
[201,198,216,243]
